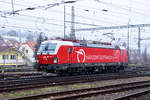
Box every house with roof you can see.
[0,39,21,48]
[19,41,37,66]
[0,46,24,66]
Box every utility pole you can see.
[70,6,76,40]
[63,0,77,39]
[11,0,15,15]
[127,19,130,64]
[64,1,66,39]
[138,27,141,63]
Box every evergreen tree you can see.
[34,33,44,60]
[142,47,148,65]
[44,36,48,41]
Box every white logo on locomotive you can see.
[76,49,85,63]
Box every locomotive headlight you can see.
[53,57,58,63]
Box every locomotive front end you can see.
[36,41,58,72]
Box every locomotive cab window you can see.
[38,43,57,52]
[38,44,46,52]
[48,43,57,51]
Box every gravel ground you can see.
[1,76,150,99]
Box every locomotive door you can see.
[68,47,73,64]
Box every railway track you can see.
[0,71,149,93]
[0,71,43,81]
[0,68,36,73]
[9,80,150,100]
[114,89,150,100]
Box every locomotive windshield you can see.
[38,43,57,53]
[47,43,57,51]
[38,44,45,52]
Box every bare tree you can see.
[129,49,139,64]
[141,47,148,65]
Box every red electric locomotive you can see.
[35,39,127,74]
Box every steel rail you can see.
[0,72,143,93]
[9,80,150,100]
[114,89,150,100]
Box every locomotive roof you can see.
[42,40,120,49]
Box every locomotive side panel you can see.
[57,45,69,64]
[72,46,121,64]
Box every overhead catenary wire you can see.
[0,1,62,15]
[0,0,150,49]
[0,0,150,46]
[0,0,150,25]
[0,0,148,29]
[0,0,132,25]
[5,16,64,27]
[0,0,83,15]
[16,14,102,26]
[66,4,150,22]
[2,0,149,21]
[1,24,63,32]
[0,14,102,28]
[46,0,150,21]
[94,0,150,20]
[0,9,116,27]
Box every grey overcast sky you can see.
[0,0,150,50]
